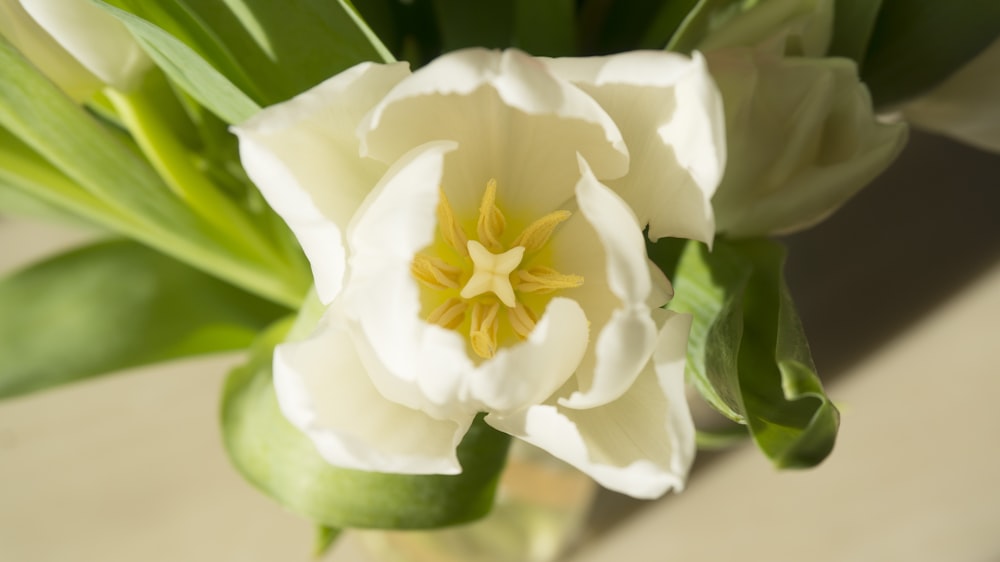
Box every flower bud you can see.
[0,0,101,100]
[3,0,152,95]
[707,48,908,236]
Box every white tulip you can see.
[708,48,907,236]
[0,0,100,100]
[234,49,727,499]
[15,0,152,92]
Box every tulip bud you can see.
[707,48,908,236]
[0,0,101,100]
[7,0,152,94]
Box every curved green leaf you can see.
[664,238,839,468]
[828,0,883,64]
[99,0,393,110]
[0,35,302,306]
[93,1,261,124]
[221,320,512,529]
[0,239,286,399]
[860,0,1000,106]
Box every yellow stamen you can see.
[512,210,571,253]
[411,254,462,290]
[477,178,506,252]
[469,300,500,359]
[516,266,584,294]
[508,302,538,340]
[426,298,468,330]
[437,188,468,257]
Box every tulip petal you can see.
[345,140,477,420]
[274,306,472,475]
[468,297,589,414]
[487,310,695,499]
[904,38,1000,154]
[708,50,907,236]
[544,51,726,245]
[235,61,410,303]
[0,0,100,100]
[552,157,658,409]
[20,0,152,91]
[359,48,629,219]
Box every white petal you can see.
[359,48,629,219]
[468,298,589,414]
[21,0,152,91]
[544,51,726,245]
[487,311,695,499]
[274,307,471,474]
[344,141,477,419]
[904,37,1000,154]
[709,51,907,236]
[0,0,100,100]
[555,156,658,409]
[234,61,410,303]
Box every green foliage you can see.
[0,240,286,399]
[859,0,1000,106]
[221,320,513,529]
[96,0,393,114]
[430,0,575,56]
[663,238,839,468]
[0,35,304,306]
[828,0,883,64]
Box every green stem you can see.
[106,86,289,273]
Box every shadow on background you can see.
[582,129,1000,540]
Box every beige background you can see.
[1,131,998,561]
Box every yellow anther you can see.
[511,210,571,253]
[508,302,538,340]
[476,179,506,252]
[516,266,584,294]
[411,254,462,290]
[426,298,468,330]
[460,240,524,307]
[437,188,468,256]
[469,300,500,359]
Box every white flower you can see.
[904,38,1000,154]
[234,49,726,499]
[706,48,908,237]
[2,0,152,94]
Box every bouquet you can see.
[1,0,997,558]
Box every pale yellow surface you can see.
[1,212,999,561]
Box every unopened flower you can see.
[235,49,726,499]
[1,0,152,95]
[705,49,907,237]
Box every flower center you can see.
[410,179,583,359]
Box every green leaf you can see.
[93,0,261,124]
[100,0,393,109]
[0,239,286,399]
[860,0,1000,107]
[0,34,304,306]
[665,238,839,468]
[666,0,746,54]
[221,320,512,529]
[640,0,701,49]
[828,0,883,64]
[514,0,575,56]
[313,526,341,558]
[431,0,514,51]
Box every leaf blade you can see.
[0,239,286,399]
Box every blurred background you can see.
[0,128,998,561]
